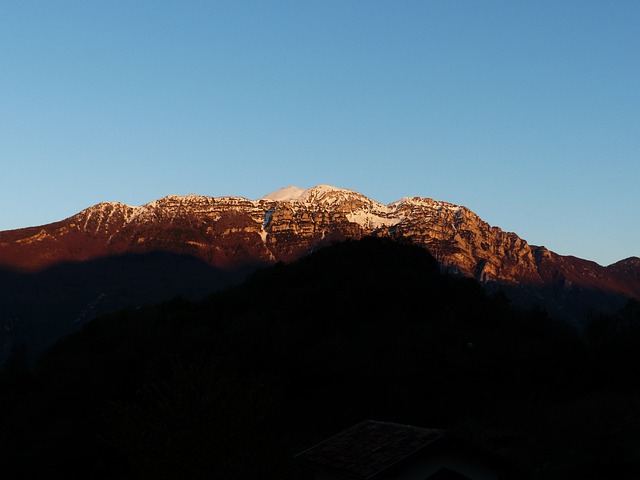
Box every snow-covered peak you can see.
[298,184,350,201]
[296,185,370,206]
[261,186,306,201]
[261,184,368,206]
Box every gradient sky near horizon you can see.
[1,1,638,266]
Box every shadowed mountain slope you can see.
[2,237,640,479]
[0,252,251,364]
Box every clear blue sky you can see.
[1,1,638,266]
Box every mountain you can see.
[0,184,638,361]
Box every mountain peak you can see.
[296,185,368,205]
[261,186,306,202]
[261,185,369,206]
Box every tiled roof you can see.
[295,420,446,479]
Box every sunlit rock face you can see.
[0,184,638,304]
[377,196,541,285]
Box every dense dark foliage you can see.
[1,237,640,479]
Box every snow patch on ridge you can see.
[346,211,401,229]
[390,196,463,212]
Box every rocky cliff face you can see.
[1,184,638,319]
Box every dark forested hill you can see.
[1,237,640,479]
[0,252,253,366]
